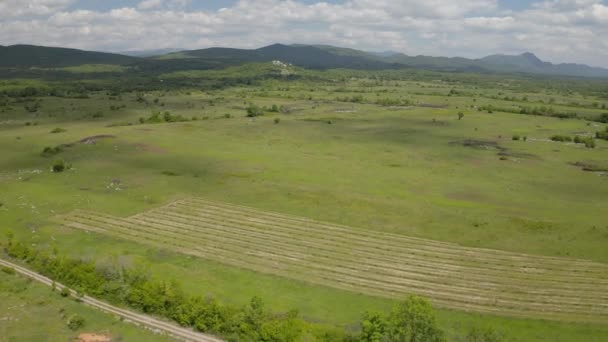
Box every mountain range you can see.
[1,43,608,78]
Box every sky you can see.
[1,0,608,67]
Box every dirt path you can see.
[0,259,223,342]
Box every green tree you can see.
[260,310,305,342]
[385,296,445,342]
[458,112,464,120]
[360,312,387,342]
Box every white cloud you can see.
[0,0,607,67]
[0,0,74,18]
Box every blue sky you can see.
[1,0,608,67]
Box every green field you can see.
[0,270,173,341]
[1,65,608,340]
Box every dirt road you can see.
[0,258,223,342]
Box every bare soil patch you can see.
[451,139,506,151]
[77,333,111,342]
[570,161,608,172]
[79,135,116,145]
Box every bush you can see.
[52,159,68,173]
[67,314,85,330]
[60,287,71,297]
[1,266,16,275]
[274,118,280,124]
[50,128,66,134]
[550,135,572,142]
[246,104,264,117]
[458,112,464,120]
[597,113,608,123]
[584,138,596,149]
[512,135,520,141]
[42,146,62,157]
[596,127,608,140]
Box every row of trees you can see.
[3,236,464,341]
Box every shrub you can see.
[596,127,608,140]
[50,127,66,134]
[550,135,572,142]
[246,104,264,117]
[597,113,608,123]
[274,118,280,124]
[1,266,15,275]
[60,287,71,297]
[52,159,68,173]
[512,135,520,141]
[523,136,528,141]
[584,138,596,149]
[42,146,62,157]
[458,112,464,120]
[67,314,85,330]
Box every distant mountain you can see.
[120,48,184,58]
[163,44,393,69]
[166,44,608,77]
[0,45,137,68]
[2,43,608,78]
[370,50,402,58]
[479,52,608,78]
[481,52,548,69]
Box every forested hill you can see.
[2,43,608,78]
[0,45,137,68]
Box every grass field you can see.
[1,68,608,340]
[0,270,173,341]
[57,197,608,323]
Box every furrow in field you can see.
[64,212,608,316]
[177,199,608,274]
[159,203,608,284]
[136,210,608,302]
[59,215,606,323]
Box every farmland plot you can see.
[57,198,608,323]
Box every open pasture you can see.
[57,197,608,324]
[2,66,608,340]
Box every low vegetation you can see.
[3,237,458,341]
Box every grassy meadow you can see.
[0,270,173,341]
[1,66,608,340]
